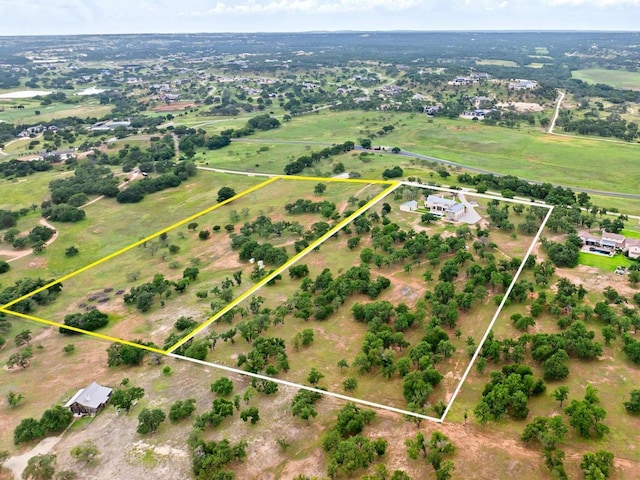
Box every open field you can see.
[476,59,519,67]
[0,100,112,125]
[178,189,546,414]
[571,69,640,91]
[0,168,72,210]
[248,110,640,195]
[0,172,266,282]
[5,178,375,347]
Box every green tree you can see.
[217,187,236,203]
[291,389,322,425]
[564,386,609,439]
[168,399,197,422]
[552,386,569,407]
[240,406,260,424]
[14,329,32,347]
[109,386,145,413]
[521,416,568,449]
[22,453,56,480]
[40,406,73,434]
[14,417,45,445]
[623,389,640,414]
[580,451,614,479]
[211,378,234,397]
[70,441,99,465]
[6,347,33,369]
[64,246,79,257]
[137,408,166,434]
[314,183,327,195]
[6,390,24,408]
[337,359,349,372]
[106,342,146,367]
[343,377,358,392]
[307,368,325,386]
[0,260,10,274]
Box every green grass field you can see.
[0,168,73,210]
[0,172,266,282]
[0,100,112,125]
[571,69,640,91]
[247,111,640,196]
[578,251,634,270]
[476,59,519,67]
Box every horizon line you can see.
[1,29,639,38]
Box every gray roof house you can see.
[400,200,418,212]
[64,382,112,416]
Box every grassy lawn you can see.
[621,228,640,239]
[245,110,640,196]
[476,59,519,67]
[197,142,319,174]
[0,100,112,124]
[0,168,73,210]
[0,172,266,282]
[578,252,634,271]
[571,69,640,91]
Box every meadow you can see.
[571,69,640,91]
[248,110,640,196]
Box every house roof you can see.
[401,200,418,207]
[427,195,456,206]
[626,239,640,248]
[64,382,112,409]
[601,232,625,243]
[447,203,465,213]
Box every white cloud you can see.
[208,0,421,15]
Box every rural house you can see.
[400,200,418,212]
[425,195,467,221]
[578,230,640,259]
[64,382,112,416]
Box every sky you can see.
[0,0,639,35]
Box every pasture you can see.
[571,69,640,91]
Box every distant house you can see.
[425,195,466,221]
[448,77,475,86]
[400,200,418,212]
[508,79,538,90]
[578,230,640,259]
[64,382,112,416]
[423,105,441,115]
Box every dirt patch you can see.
[151,102,194,112]
[556,264,639,299]
[496,102,545,112]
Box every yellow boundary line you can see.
[0,177,278,311]
[0,175,553,424]
[0,308,166,355]
[166,181,399,353]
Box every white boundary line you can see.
[167,352,443,423]
[169,183,553,423]
[440,204,554,422]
